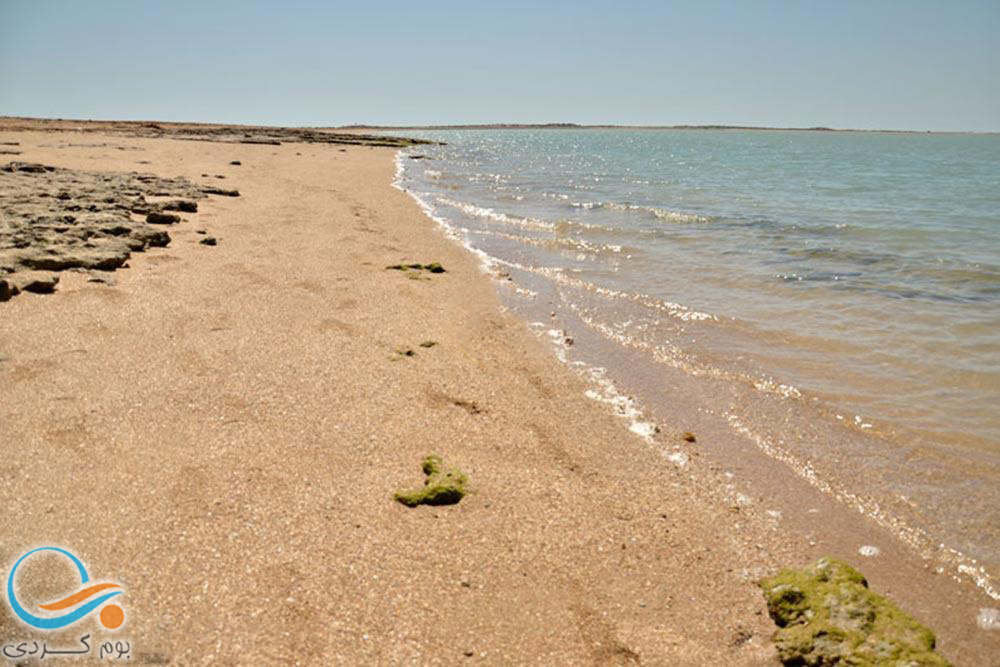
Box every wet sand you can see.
[0,120,995,664]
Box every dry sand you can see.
[0,122,991,664]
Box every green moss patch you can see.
[760,557,950,666]
[394,454,468,507]
[386,262,446,275]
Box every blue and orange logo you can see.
[5,547,124,630]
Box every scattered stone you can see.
[0,150,22,155]
[200,236,217,246]
[195,229,207,235]
[419,340,438,348]
[682,432,697,443]
[0,142,19,146]
[452,399,484,415]
[146,212,181,225]
[394,455,468,507]
[760,557,951,666]
[13,271,59,293]
[201,186,240,197]
[162,199,198,213]
[2,162,54,173]
[229,160,241,166]
[0,277,19,302]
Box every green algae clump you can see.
[394,455,468,507]
[759,557,951,666]
[385,262,446,275]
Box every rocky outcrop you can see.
[0,162,226,302]
[760,557,951,666]
[0,120,438,147]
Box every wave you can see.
[570,201,713,224]
[473,228,626,256]
[434,196,556,232]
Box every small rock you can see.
[682,432,697,443]
[163,199,198,213]
[0,277,20,302]
[146,212,181,225]
[200,236,218,246]
[229,160,241,166]
[14,271,59,294]
[2,161,54,173]
[202,186,240,197]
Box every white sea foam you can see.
[435,196,555,231]
[570,201,712,224]
[726,413,1000,601]
[977,607,1000,630]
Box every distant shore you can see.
[3,115,994,135]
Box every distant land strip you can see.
[2,116,993,135]
[344,122,994,134]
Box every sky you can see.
[1,0,998,131]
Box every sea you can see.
[388,128,1000,603]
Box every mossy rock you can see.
[759,557,951,666]
[394,454,467,507]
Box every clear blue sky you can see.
[1,0,998,131]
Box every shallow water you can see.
[391,129,1000,598]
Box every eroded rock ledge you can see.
[0,161,229,301]
[0,118,437,148]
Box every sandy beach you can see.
[0,120,995,665]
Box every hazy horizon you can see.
[2,1,998,133]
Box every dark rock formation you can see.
[146,212,181,225]
[201,187,240,197]
[163,199,198,213]
[0,161,228,302]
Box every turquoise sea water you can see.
[392,129,1000,595]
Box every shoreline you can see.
[396,141,1000,596]
[0,120,995,663]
